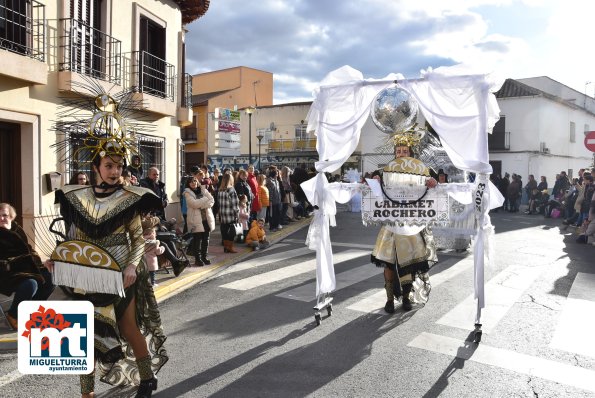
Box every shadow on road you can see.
[157,312,413,397]
[421,331,479,398]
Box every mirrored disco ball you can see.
[371,87,418,134]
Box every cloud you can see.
[184,0,552,103]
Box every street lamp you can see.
[256,130,265,171]
[245,107,255,165]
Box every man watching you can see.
[140,167,168,220]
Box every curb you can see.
[0,217,311,350]
[155,217,310,302]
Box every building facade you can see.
[183,66,273,169]
[186,67,595,183]
[490,78,595,182]
[0,0,209,239]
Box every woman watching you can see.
[184,172,215,266]
[0,203,54,330]
[217,173,240,253]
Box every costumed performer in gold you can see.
[46,93,168,398]
[371,132,438,313]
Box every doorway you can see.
[0,121,22,225]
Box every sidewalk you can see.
[0,217,312,350]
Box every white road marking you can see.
[282,238,374,250]
[220,250,369,291]
[277,263,377,302]
[0,369,23,389]
[408,332,595,393]
[436,264,547,333]
[347,257,473,313]
[550,273,595,358]
[218,246,311,276]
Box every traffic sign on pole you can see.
[585,131,595,152]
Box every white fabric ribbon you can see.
[302,174,363,297]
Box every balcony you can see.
[177,73,193,126]
[0,0,46,84]
[59,18,121,88]
[267,138,317,153]
[131,50,176,116]
[181,126,198,142]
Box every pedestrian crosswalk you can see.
[215,239,595,394]
[219,249,369,291]
[550,272,595,359]
[407,332,595,393]
[436,263,548,333]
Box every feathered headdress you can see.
[51,77,155,168]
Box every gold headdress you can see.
[392,123,425,148]
[51,77,155,168]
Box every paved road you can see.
[1,209,594,397]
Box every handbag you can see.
[285,191,299,208]
[229,222,243,237]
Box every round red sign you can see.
[585,131,595,152]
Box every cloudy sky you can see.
[185,0,593,104]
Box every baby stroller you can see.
[542,196,561,218]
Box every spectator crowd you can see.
[491,167,595,246]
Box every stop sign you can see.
[585,131,595,152]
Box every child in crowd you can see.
[238,194,250,243]
[245,219,270,251]
[257,174,269,223]
[143,226,165,287]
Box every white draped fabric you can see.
[301,65,504,311]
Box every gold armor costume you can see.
[55,184,168,386]
[371,157,437,302]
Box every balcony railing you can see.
[0,0,45,61]
[60,18,121,84]
[267,138,317,152]
[132,50,175,101]
[181,126,198,142]
[182,73,192,108]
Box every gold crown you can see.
[392,124,425,147]
[51,80,150,168]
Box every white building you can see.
[490,77,595,183]
[0,0,210,237]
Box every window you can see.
[63,130,165,183]
[177,139,185,177]
[295,123,308,140]
[137,134,165,178]
[488,116,509,150]
[62,0,121,83]
[138,15,169,98]
[570,121,576,143]
[70,0,101,76]
[0,0,45,61]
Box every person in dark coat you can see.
[291,163,310,210]
[507,174,521,212]
[234,169,253,214]
[0,203,54,330]
[498,173,510,211]
[127,155,144,180]
[140,167,168,220]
